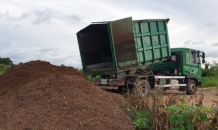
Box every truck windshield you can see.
[192,52,199,64]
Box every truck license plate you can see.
[101,79,107,84]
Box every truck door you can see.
[109,17,138,71]
[185,49,201,76]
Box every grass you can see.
[123,86,216,129]
[0,64,11,76]
[0,71,6,75]
[201,77,218,87]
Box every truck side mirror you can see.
[202,58,205,63]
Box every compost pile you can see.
[0,61,134,130]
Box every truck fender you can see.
[185,75,199,86]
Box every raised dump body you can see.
[77,17,171,75]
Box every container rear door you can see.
[110,17,138,71]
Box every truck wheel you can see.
[187,79,197,95]
[117,86,121,92]
[135,80,151,97]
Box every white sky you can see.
[0,0,218,68]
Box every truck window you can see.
[186,50,190,62]
[192,52,199,64]
[171,55,176,61]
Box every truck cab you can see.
[152,47,205,94]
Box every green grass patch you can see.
[0,64,11,76]
[201,76,218,87]
[0,71,6,75]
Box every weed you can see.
[133,111,152,130]
[123,86,217,130]
[165,100,215,129]
[122,101,137,119]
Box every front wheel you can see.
[187,79,197,95]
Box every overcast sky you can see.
[0,0,218,68]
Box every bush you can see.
[166,100,216,130]
[123,86,217,130]
[87,75,100,82]
[76,68,100,82]
[133,111,152,130]
[0,64,11,76]
[202,61,218,77]
[201,61,218,87]
[201,77,218,87]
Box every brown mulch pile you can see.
[0,60,87,99]
[0,61,134,130]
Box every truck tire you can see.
[187,79,196,95]
[135,80,151,97]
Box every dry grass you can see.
[124,86,217,130]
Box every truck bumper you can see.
[98,86,118,90]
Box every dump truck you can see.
[76,17,205,95]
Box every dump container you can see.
[77,17,171,75]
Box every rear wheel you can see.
[118,86,122,92]
[187,79,197,95]
[135,80,151,97]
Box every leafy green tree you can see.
[202,61,218,77]
[0,57,13,65]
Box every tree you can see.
[0,57,13,65]
[202,61,218,77]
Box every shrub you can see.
[133,111,152,130]
[87,75,100,82]
[76,68,100,82]
[0,64,11,76]
[202,61,218,77]
[202,77,218,87]
[123,87,217,130]
[166,100,216,130]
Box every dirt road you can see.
[161,87,218,107]
[197,87,218,107]
[106,87,218,108]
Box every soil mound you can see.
[0,61,134,129]
[0,60,87,99]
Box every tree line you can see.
[202,61,218,77]
[0,57,13,65]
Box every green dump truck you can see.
[76,17,205,95]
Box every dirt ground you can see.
[196,87,218,107]
[110,87,218,108]
[158,87,218,107]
